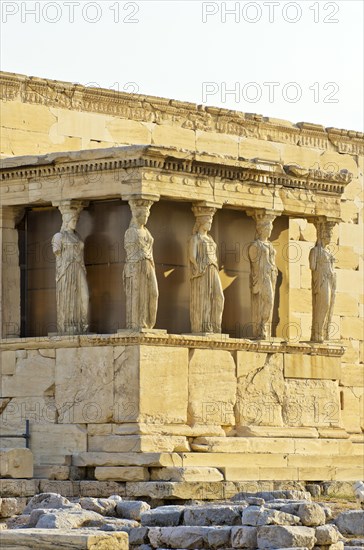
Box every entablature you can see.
[0,145,351,220]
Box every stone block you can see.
[188,349,236,426]
[0,126,82,156]
[191,436,295,454]
[1,350,55,398]
[315,524,340,545]
[152,124,195,150]
[115,499,150,522]
[283,379,340,428]
[79,480,126,498]
[73,452,182,467]
[236,351,268,378]
[341,387,364,433]
[290,288,314,314]
[341,316,364,340]
[240,137,281,161]
[335,246,360,270]
[0,479,39,497]
[257,525,316,549]
[340,365,364,387]
[54,108,112,141]
[284,354,340,380]
[0,351,16,375]
[181,452,288,468]
[31,424,87,464]
[297,502,326,526]
[0,497,25,518]
[337,271,363,295]
[335,293,360,316]
[236,354,284,427]
[242,505,300,526]
[107,117,151,144]
[88,434,189,453]
[126,481,227,500]
[339,222,364,249]
[293,439,340,455]
[0,448,33,479]
[141,505,185,527]
[235,426,319,438]
[33,465,71,480]
[55,347,114,424]
[1,101,57,133]
[114,345,188,424]
[150,466,223,482]
[0,397,57,442]
[231,525,258,548]
[335,510,364,536]
[0,528,129,549]
[95,466,149,481]
[197,130,239,157]
[183,505,241,526]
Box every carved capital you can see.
[52,200,88,217]
[122,193,160,204]
[191,201,222,220]
[246,208,281,224]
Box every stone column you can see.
[52,200,89,335]
[247,209,279,340]
[122,194,161,332]
[189,203,224,334]
[0,206,24,339]
[309,216,337,343]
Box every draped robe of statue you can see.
[52,230,89,334]
[189,232,224,333]
[309,242,336,342]
[249,238,277,339]
[123,224,158,330]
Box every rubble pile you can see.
[0,489,363,549]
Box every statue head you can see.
[129,199,152,227]
[192,206,216,234]
[256,219,273,241]
[316,219,336,248]
[59,202,83,232]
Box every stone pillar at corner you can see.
[309,216,338,343]
[0,206,24,338]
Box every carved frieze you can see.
[1,72,363,155]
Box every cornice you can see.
[1,71,363,156]
[0,333,345,356]
[0,145,352,196]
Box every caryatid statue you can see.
[248,211,278,340]
[189,205,224,334]
[52,200,89,334]
[309,218,337,343]
[123,198,158,331]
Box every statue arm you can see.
[52,233,62,256]
[248,242,262,293]
[309,247,317,271]
[189,236,198,272]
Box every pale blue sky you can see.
[1,0,363,131]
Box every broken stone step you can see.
[0,529,128,549]
[73,452,182,467]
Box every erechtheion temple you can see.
[0,72,363,500]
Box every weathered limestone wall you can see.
[0,339,362,484]
[0,72,363,472]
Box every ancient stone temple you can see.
[0,72,363,500]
